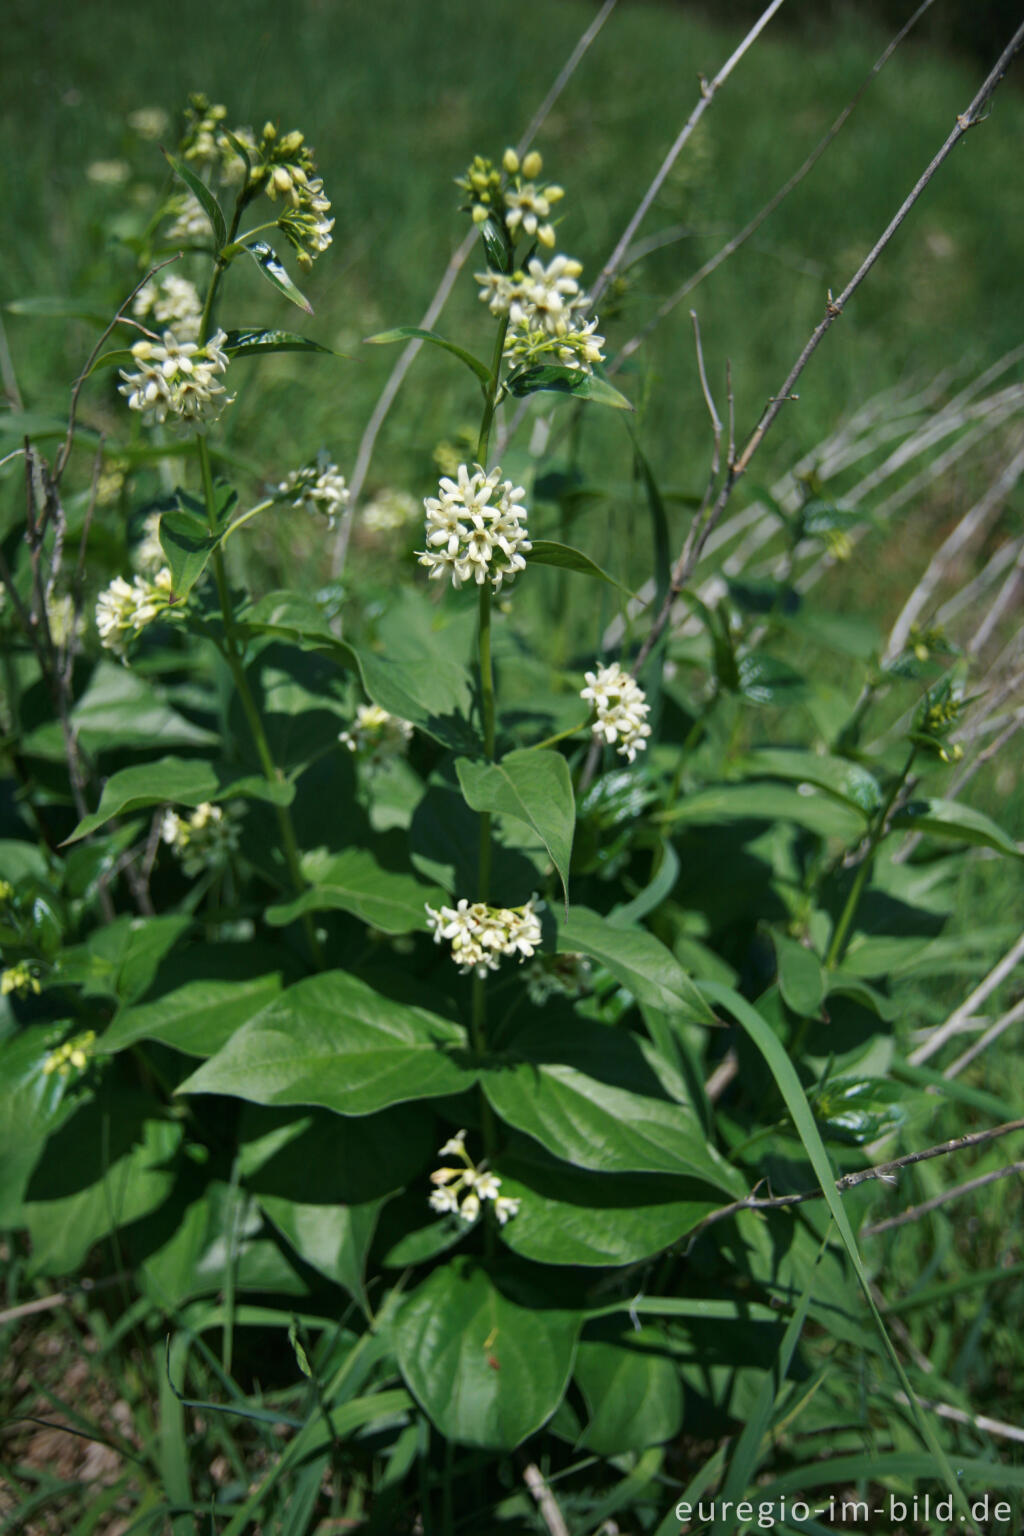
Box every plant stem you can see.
[476,315,509,467]
[196,436,323,967]
[825,746,916,970]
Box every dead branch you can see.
[862,1160,1024,1237]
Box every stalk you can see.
[196,436,323,967]
[825,747,916,970]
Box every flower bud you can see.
[522,150,543,178]
[502,147,519,173]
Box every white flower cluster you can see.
[276,180,334,270]
[133,512,164,575]
[425,896,541,978]
[361,487,419,534]
[339,704,413,763]
[418,464,530,592]
[278,458,350,529]
[118,330,233,432]
[457,148,563,247]
[95,568,176,655]
[165,191,209,243]
[161,802,239,878]
[428,1129,520,1226]
[477,255,605,376]
[525,951,593,1006]
[132,274,203,343]
[581,662,652,764]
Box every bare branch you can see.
[590,0,788,309]
[909,930,1024,1065]
[944,994,1024,1082]
[328,0,620,578]
[522,1462,571,1536]
[894,1393,1024,1448]
[862,1160,1024,1237]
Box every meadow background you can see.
[2,0,1024,1528]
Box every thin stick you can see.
[690,310,722,510]
[910,930,1024,1065]
[968,536,1024,654]
[689,1117,1024,1240]
[862,1160,1024,1237]
[611,0,937,373]
[522,1462,571,1536]
[590,0,788,308]
[635,20,1024,671]
[328,0,619,578]
[894,1393,1024,1448]
[944,994,1024,1081]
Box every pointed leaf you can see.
[456,749,574,907]
[891,797,1022,858]
[266,846,444,935]
[164,151,226,249]
[244,240,313,315]
[575,1326,683,1455]
[527,540,635,596]
[394,1258,580,1448]
[773,931,826,1017]
[557,905,716,1025]
[222,327,336,359]
[737,749,881,815]
[63,756,293,844]
[102,972,284,1057]
[178,971,473,1114]
[505,364,632,409]
[365,327,490,386]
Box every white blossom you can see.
[426,1130,518,1226]
[417,463,530,592]
[494,1195,521,1225]
[132,274,203,343]
[338,703,413,763]
[118,328,233,432]
[161,801,239,878]
[425,897,542,977]
[95,568,176,655]
[165,191,210,242]
[278,457,349,528]
[361,487,418,534]
[133,512,164,575]
[581,661,652,763]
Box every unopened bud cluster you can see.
[428,1129,520,1225]
[96,568,177,656]
[161,802,240,878]
[425,897,541,977]
[278,458,350,528]
[119,330,233,431]
[1,961,40,998]
[458,147,563,250]
[339,704,414,763]
[42,1030,97,1078]
[581,662,652,764]
[418,464,530,592]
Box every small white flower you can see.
[278,456,349,529]
[460,1193,481,1223]
[438,1129,467,1158]
[118,328,233,432]
[95,568,177,656]
[417,464,531,593]
[429,1185,461,1214]
[494,1195,521,1225]
[338,703,413,764]
[425,897,542,976]
[133,512,164,575]
[132,274,203,343]
[475,1172,502,1201]
[581,662,652,764]
[165,191,210,243]
[161,801,239,878]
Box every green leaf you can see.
[243,240,314,315]
[82,347,136,379]
[456,749,574,908]
[221,327,335,359]
[5,295,111,325]
[102,971,284,1058]
[527,540,635,597]
[260,1198,380,1308]
[773,931,826,1017]
[164,151,227,249]
[658,781,865,842]
[156,507,221,597]
[575,1326,683,1455]
[737,652,807,705]
[505,365,633,410]
[482,1018,731,1184]
[24,663,217,758]
[496,1148,720,1267]
[556,905,716,1025]
[58,915,191,1004]
[365,327,490,386]
[178,971,473,1114]
[393,1257,580,1448]
[0,1028,77,1226]
[738,749,881,815]
[266,846,443,935]
[891,797,1022,858]
[64,756,292,844]
[610,838,680,925]
[478,215,513,274]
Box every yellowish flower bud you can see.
[472,204,488,225]
[502,148,519,174]
[522,150,543,178]
[272,166,293,194]
[545,184,565,203]
[537,224,556,248]
[279,130,304,154]
[263,121,277,140]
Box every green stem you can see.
[196,436,323,967]
[825,746,916,971]
[528,719,590,753]
[220,496,277,545]
[476,315,510,467]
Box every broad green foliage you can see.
[1,59,1022,1535]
